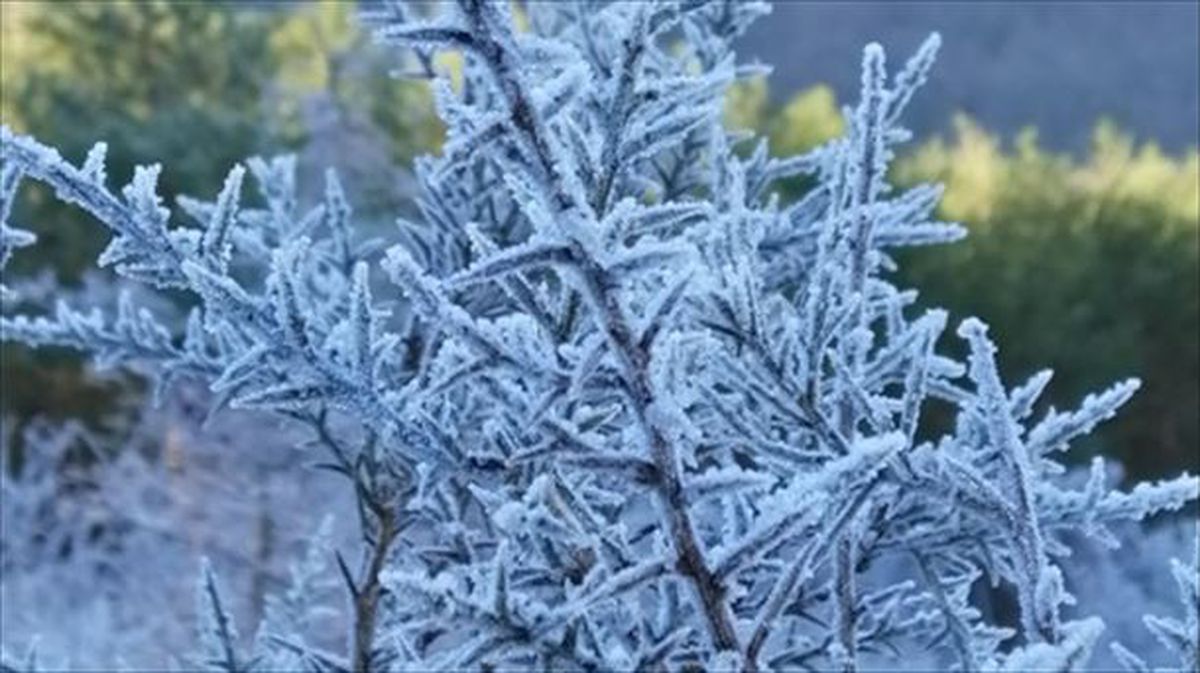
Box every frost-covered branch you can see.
[2,1,1197,671]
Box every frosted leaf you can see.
[195,560,242,673]
[992,618,1104,672]
[200,165,246,271]
[1027,379,1141,455]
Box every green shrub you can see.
[893,118,1199,480]
[1,1,291,281]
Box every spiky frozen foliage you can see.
[0,162,37,300]
[1109,528,1200,673]
[1,1,1197,671]
[0,387,353,670]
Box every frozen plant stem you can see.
[352,507,397,673]
[961,319,1061,645]
[834,535,859,672]
[457,0,742,655]
[307,413,399,673]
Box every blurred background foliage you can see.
[893,120,1198,480]
[1,2,1196,481]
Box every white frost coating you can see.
[993,617,1105,672]
[1,2,1197,671]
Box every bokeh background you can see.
[0,1,1196,667]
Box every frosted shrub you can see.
[1,1,1196,671]
[0,388,354,669]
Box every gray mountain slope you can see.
[739,1,1199,151]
